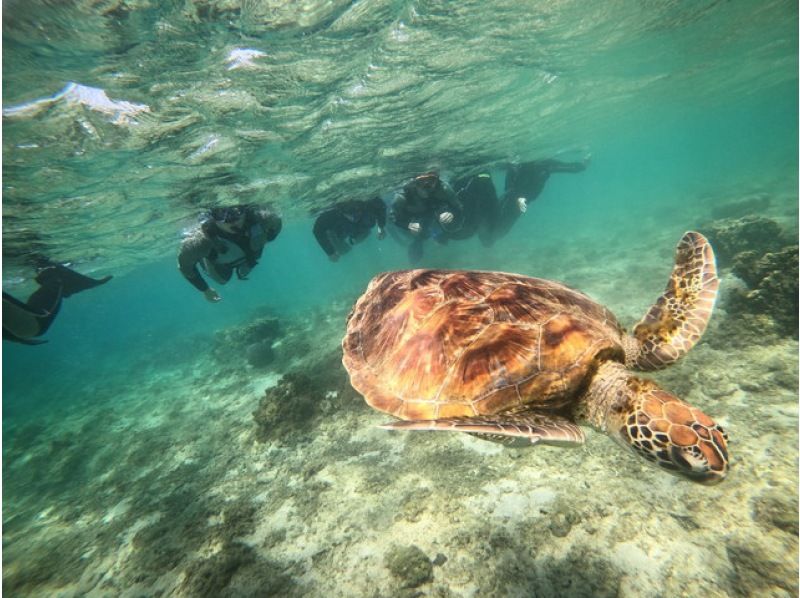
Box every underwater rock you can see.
[225,558,295,598]
[432,553,448,566]
[131,521,186,581]
[213,316,282,366]
[548,510,581,538]
[702,216,790,266]
[252,373,320,443]
[385,544,433,588]
[219,500,258,540]
[727,246,798,337]
[245,340,275,369]
[241,317,282,345]
[181,542,256,597]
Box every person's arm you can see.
[177,232,213,293]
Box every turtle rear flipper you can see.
[629,231,719,371]
[380,411,585,447]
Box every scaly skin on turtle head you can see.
[609,378,728,484]
[583,361,729,484]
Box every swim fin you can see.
[35,264,112,298]
[3,291,54,344]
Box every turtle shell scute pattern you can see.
[343,269,627,420]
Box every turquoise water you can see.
[3,1,798,596]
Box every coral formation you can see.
[252,372,320,443]
[212,315,282,369]
[385,544,434,589]
[701,216,797,338]
[246,340,275,368]
[702,215,791,266]
[727,246,799,336]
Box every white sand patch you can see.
[466,477,556,523]
[613,541,659,573]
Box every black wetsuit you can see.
[390,179,463,237]
[390,177,464,262]
[450,173,498,243]
[178,210,280,293]
[312,197,386,258]
[450,159,587,246]
[505,159,586,203]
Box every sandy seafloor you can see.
[3,187,798,598]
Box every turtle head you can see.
[605,378,729,484]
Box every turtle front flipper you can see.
[628,231,719,371]
[379,411,585,447]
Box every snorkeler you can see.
[389,171,464,263]
[178,204,282,302]
[493,158,588,242]
[3,261,112,345]
[450,158,589,247]
[449,172,499,244]
[312,196,387,261]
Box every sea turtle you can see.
[342,231,728,484]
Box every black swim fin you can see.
[2,329,48,345]
[2,291,55,343]
[35,264,112,298]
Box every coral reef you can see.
[252,372,320,443]
[702,215,791,266]
[212,315,282,369]
[246,340,275,368]
[727,246,799,336]
[385,544,434,589]
[701,216,797,338]
[252,343,362,443]
[180,542,294,598]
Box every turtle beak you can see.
[668,445,728,485]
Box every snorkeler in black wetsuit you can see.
[3,261,112,345]
[312,196,387,261]
[450,158,589,246]
[390,171,464,263]
[495,158,588,241]
[449,172,498,244]
[178,204,283,302]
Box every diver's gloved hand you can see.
[516,197,528,213]
[204,288,222,303]
[439,211,454,225]
[376,227,386,240]
[408,222,421,235]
